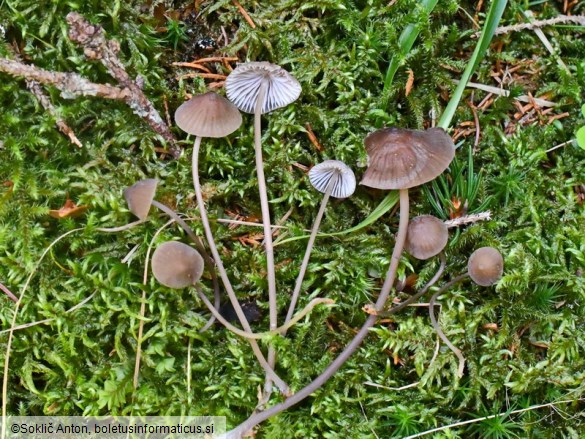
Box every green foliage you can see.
[1,0,585,437]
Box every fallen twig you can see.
[0,282,17,303]
[474,14,585,37]
[452,79,556,107]
[232,0,256,29]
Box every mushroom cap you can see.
[151,241,204,289]
[225,62,302,114]
[124,179,158,220]
[468,247,504,286]
[308,160,356,198]
[405,215,449,260]
[360,127,455,190]
[174,92,242,138]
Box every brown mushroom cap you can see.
[124,179,158,221]
[174,92,242,138]
[152,241,204,289]
[405,215,449,260]
[225,62,301,114]
[468,247,504,286]
[360,127,455,190]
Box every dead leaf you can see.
[49,198,89,219]
[405,69,414,96]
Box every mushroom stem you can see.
[284,175,335,327]
[191,136,289,394]
[196,286,333,340]
[225,189,410,437]
[428,272,469,378]
[253,82,278,334]
[96,219,146,232]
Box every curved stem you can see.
[196,286,333,340]
[224,189,410,438]
[376,252,447,317]
[284,177,334,327]
[428,272,469,378]
[254,83,277,331]
[96,219,145,232]
[192,136,289,394]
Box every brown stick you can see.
[65,12,179,157]
[232,0,256,29]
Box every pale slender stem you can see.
[192,137,289,394]
[428,273,469,378]
[224,189,410,438]
[284,177,334,326]
[253,83,277,332]
[96,219,145,232]
[196,286,333,340]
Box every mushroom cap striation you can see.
[308,160,356,198]
[152,241,204,289]
[361,127,455,190]
[405,215,449,260]
[124,179,158,221]
[174,92,242,138]
[468,246,504,286]
[225,62,301,114]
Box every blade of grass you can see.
[274,191,399,246]
[437,0,508,129]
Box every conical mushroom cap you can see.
[174,92,242,138]
[308,160,356,199]
[225,62,301,114]
[124,179,158,220]
[152,241,204,289]
[405,215,449,260]
[360,127,455,190]
[468,247,504,286]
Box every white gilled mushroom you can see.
[285,160,356,326]
[225,62,301,337]
[174,91,290,394]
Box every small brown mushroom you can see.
[361,127,455,190]
[124,178,158,221]
[468,247,504,286]
[405,215,449,260]
[175,92,242,138]
[151,241,204,289]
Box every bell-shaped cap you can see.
[225,62,301,114]
[124,179,158,220]
[360,127,455,190]
[308,160,356,199]
[152,241,204,289]
[174,92,242,138]
[468,247,504,286]
[405,215,449,260]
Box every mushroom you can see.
[174,92,290,394]
[151,241,204,288]
[225,62,301,338]
[284,160,356,326]
[468,246,504,286]
[360,127,455,314]
[405,215,449,260]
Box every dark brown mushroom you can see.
[405,215,449,260]
[151,241,204,289]
[361,127,455,190]
[468,247,504,286]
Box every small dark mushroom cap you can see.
[174,92,242,138]
[405,215,449,260]
[308,160,356,198]
[360,127,455,190]
[124,179,158,220]
[468,247,504,286]
[225,62,302,114]
[152,241,204,289]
